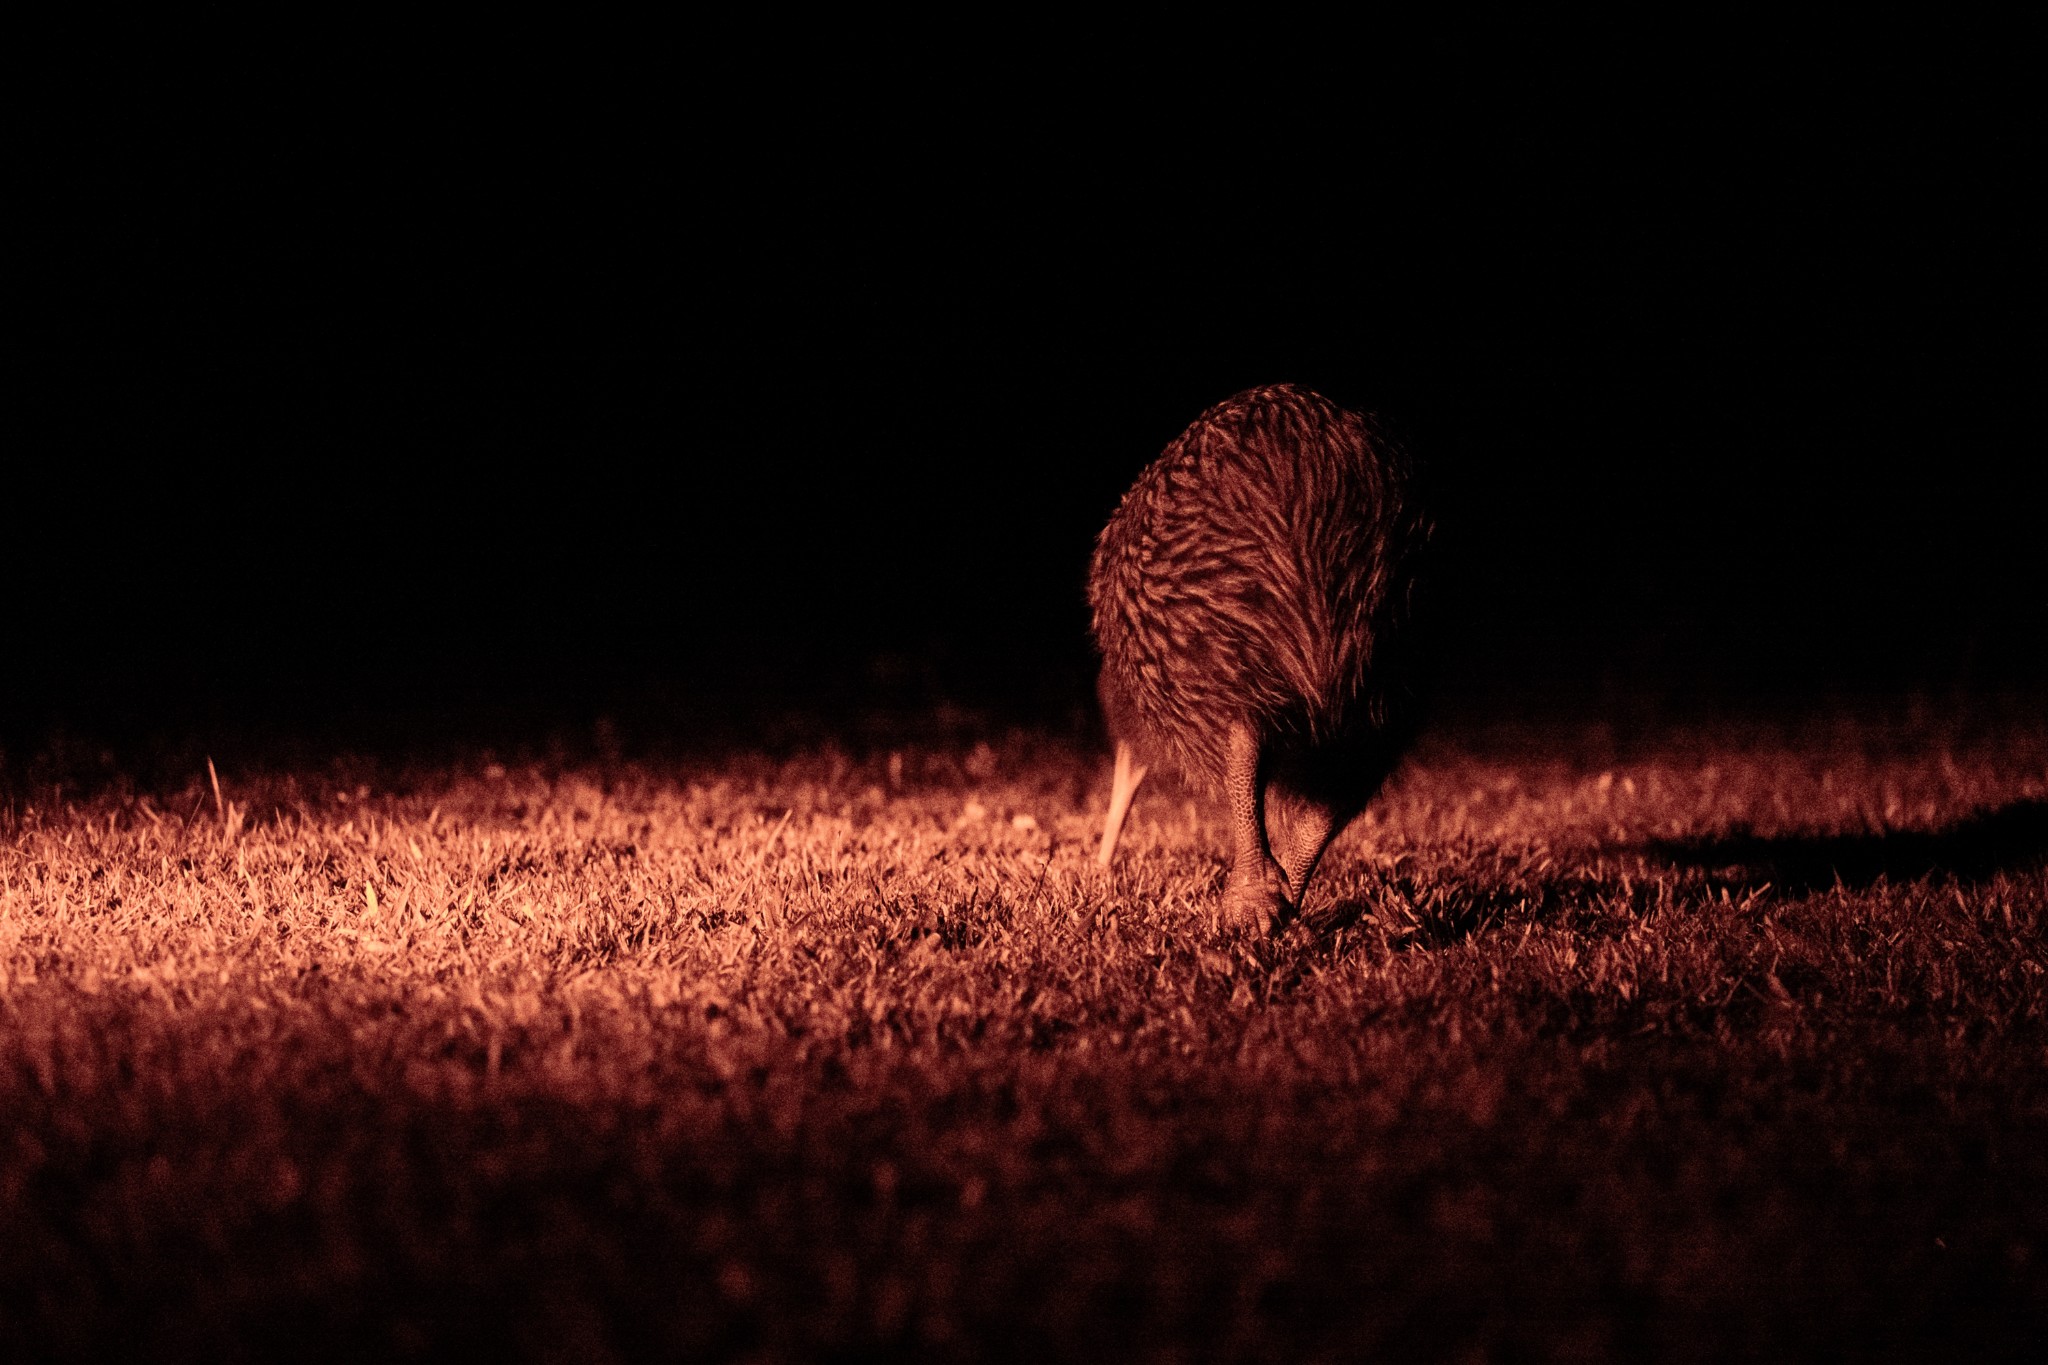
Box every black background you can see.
[11,19,2045,752]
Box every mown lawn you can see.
[3,701,2047,1362]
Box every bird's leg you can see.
[1096,741,1149,868]
[1265,785,1338,910]
[1219,722,1289,932]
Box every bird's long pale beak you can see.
[1096,741,1149,867]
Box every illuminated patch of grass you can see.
[3,709,2047,1361]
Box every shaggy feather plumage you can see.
[1089,383,1429,927]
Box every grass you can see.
[3,699,2047,1362]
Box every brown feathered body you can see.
[1088,383,1428,924]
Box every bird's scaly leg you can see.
[1265,785,1337,910]
[1096,741,1149,867]
[1220,722,1289,932]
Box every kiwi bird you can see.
[1088,383,1429,930]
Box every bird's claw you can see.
[1221,863,1294,935]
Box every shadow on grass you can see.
[1300,859,1594,951]
[1647,798,2048,892]
[1296,798,2048,953]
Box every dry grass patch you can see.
[4,709,2048,1361]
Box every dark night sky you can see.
[11,21,2045,747]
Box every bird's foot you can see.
[1220,861,1293,935]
